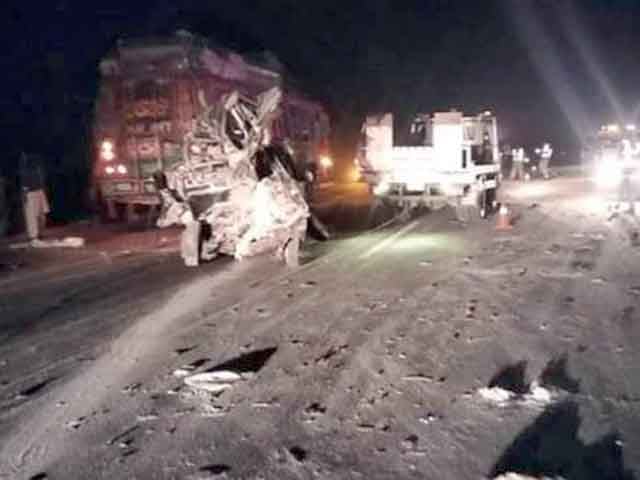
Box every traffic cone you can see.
[496,204,513,230]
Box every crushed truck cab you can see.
[357,111,500,219]
[155,86,314,267]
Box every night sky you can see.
[3,0,640,178]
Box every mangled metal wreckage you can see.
[155,86,323,267]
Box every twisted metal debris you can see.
[155,87,311,266]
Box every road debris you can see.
[402,374,434,383]
[184,370,243,394]
[303,402,327,422]
[628,286,640,296]
[28,474,48,480]
[493,475,565,480]
[173,358,210,377]
[477,386,515,406]
[418,413,438,425]
[136,413,160,422]
[10,237,85,249]
[122,382,142,395]
[197,464,231,477]
[401,434,419,450]
[106,425,140,446]
[16,377,56,399]
[479,357,579,407]
[66,416,86,430]
[288,446,308,463]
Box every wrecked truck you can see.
[154,86,326,267]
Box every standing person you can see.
[480,131,493,164]
[0,175,8,237]
[499,145,511,180]
[539,142,553,179]
[19,154,50,242]
[510,147,525,181]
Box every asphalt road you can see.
[1,176,639,480]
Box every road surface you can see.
[1,176,639,479]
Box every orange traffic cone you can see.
[496,204,513,231]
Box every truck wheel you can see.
[479,188,496,219]
[125,203,141,225]
[96,199,119,224]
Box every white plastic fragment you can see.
[523,381,554,406]
[477,386,514,406]
[184,370,243,393]
[493,474,566,480]
[30,237,85,249]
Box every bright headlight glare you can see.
[319,156,333,169]
[100,140,115,161]
[595,163,622,187]
[373,181,389,195]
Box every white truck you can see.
[356,110,500,220]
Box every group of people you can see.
[506,143,553,181]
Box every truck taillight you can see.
[104,164,127,176]
[100,140,115,161]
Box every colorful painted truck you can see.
[93,30,329,221]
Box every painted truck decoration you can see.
[93,31,329,222]
[357,111,500,219]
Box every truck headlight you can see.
[595,162,622,187]
[373,181,390,195]
[319,156,333,169]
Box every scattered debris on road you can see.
[184,370,243,394]
[479,357,580,408]
[197,464,231,477]
[65,416,86,430]
[106,425,140,446]
[28,473,49,480]
[493,474,565,480]
[10,237,85,249]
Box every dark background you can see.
[1,0,640,219]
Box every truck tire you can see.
[479,188,496,219]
